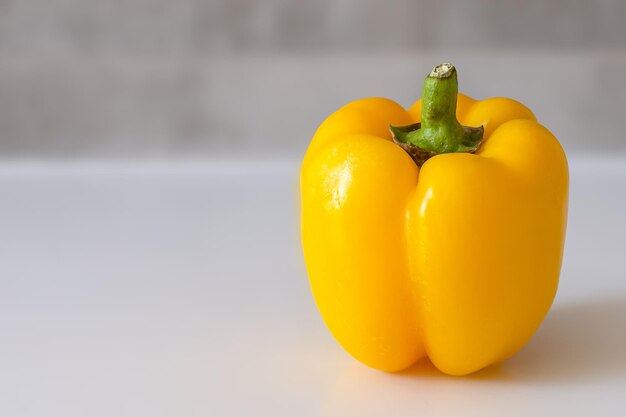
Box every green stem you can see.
[390,63,483,165]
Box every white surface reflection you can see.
[0,158,624,416]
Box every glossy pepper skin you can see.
[300,64,568,375]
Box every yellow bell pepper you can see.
[300,63,568,375]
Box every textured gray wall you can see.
[0,0,625,157]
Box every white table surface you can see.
[0,157,624,417]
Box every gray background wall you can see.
[0,0,625,157]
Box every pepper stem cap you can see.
[390,63,484,166]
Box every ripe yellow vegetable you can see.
[300,63,568,375]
